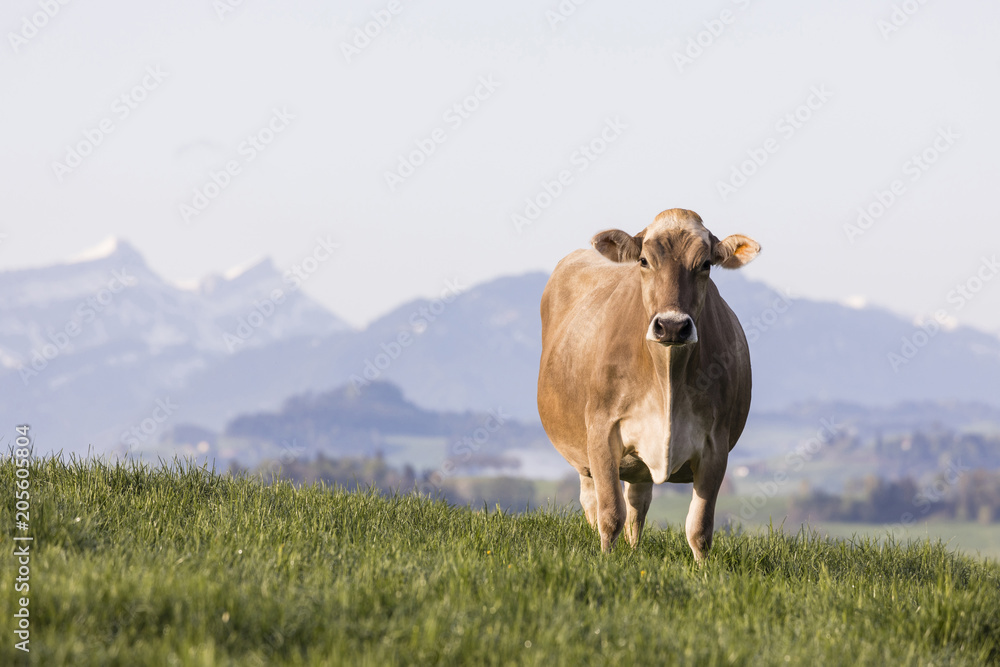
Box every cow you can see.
[537,208,760,561]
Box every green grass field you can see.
[647,493,1000,561]
[2,459,999,666]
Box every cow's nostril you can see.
[678,319,693,340]
[653,318,666,338]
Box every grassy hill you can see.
[2,459,999,666]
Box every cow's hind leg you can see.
[685,455,727,562]
[623,481,653,548]
[579,473,598,528]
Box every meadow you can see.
[646,492,1000,562]
[2,458,999,666]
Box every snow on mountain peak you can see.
[222,256,275,282]
[69,236,145,265]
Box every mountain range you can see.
[2,238,998,457]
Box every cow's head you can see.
[592,208,760,346]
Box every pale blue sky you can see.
[1,0,998,332]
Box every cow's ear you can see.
[592,230,644,263]
[712,234,760,269]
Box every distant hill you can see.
[223,381,545,454]
[749,400,1000,439]
[155,381,552,474]
[2,239,999,455]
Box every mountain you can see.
[336,272,547,417]
[179,267,1000,424]
[708,270,1000,411]
[170,272,548,431]
[2,239,999,458]
[197,255,351,351]
[0,237,348,454]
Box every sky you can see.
[1,0,999,332]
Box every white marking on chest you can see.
[619,389,707,484]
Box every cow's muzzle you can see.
[647,312,698,345]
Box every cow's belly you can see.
[547,434,591,475]
[619,455,693,484]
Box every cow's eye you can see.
[639,257,649,268]
[700,260,712,272]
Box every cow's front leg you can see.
[578,473,598,528]
[685,454,727,562]
[624,481,653,548]
[590,443,626,553]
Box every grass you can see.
[2,458,999,666]
[805,521,1000,562]
[647,492,1000,561]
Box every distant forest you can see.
[784,428,1000,524]
[789,469,1000,525]
[232,453,579,511]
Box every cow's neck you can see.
[639,339,701,482]
[646,339,700,410]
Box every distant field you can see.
[647,493,1000,561]
[806,521,1000,562]
[2,459,999,665]
[381,434,449,470]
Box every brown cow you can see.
[537,208,760,560]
